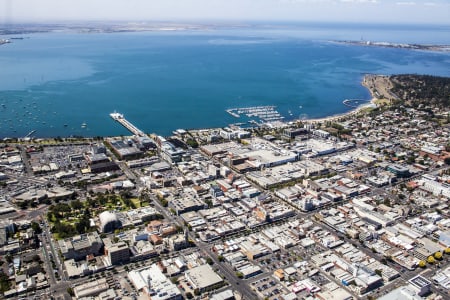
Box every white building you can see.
[128,264,182,300]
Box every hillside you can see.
[390,74,450,108]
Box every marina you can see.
[226,106,285,123]
[110,112,145,137]
[343,99,370,108]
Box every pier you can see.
[110,112,145,137]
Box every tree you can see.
[444,157,450,165]
[185,292,193,299]
[0,272,11,293]
[434,252,443,260]
[427,256,435,264]
[205,199,213,208]
[186,139,199,148]
[70,199,84,211]
[31,221,42,234]
[445,248,450,255]
[418,260,426,268]
[53,202,71,217]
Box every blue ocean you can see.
[1,23,450,138]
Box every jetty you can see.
[110,112,145,137]
[24,130,36,138]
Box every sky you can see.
[1,0,449,25]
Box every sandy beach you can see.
[299,74,383,125]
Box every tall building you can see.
[106,241,130,265]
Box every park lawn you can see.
[131,197,147,208]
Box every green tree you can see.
[444,157,450,165]
[70,199,84,211]
[31,221,42,234]
[0,272,11,292]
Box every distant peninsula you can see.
[334,40,450,52]
[0,39,11,46]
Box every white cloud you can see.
[2,0,449,25]
[396,1,416,5]
[340,0,378,3]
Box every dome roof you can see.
[99,211,119,226]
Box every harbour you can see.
[343,99,371,108]
[226,106,285,123]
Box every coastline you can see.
[298,75,378,125]
[332,40,450,53]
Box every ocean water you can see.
[0,23,450,138]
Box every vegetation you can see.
[434,251,443,260]
[186,138,199,148]
[0,272,11,293]
[31,221,42,234]
[444,157,450,165]
[418,260,426,268]
[47,192,140,239]
[390,74,450,108]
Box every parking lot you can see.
[251,276,289,300]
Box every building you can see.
[283,128,308,139]
[185,264,223,292]
[128,264,182,300]
[107,139,143,160]
[408,275,431,296]
[58,232,103,261]
[210,289,235,300]
[73,278,109,298]
[89,161,120,174]
[378,285,423,300]
[98,211,122,233]
[106,241,130,265]
[387,164,410,178]
[160,141,186,164]
[169,196,205,215]
[168,233,189,251]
